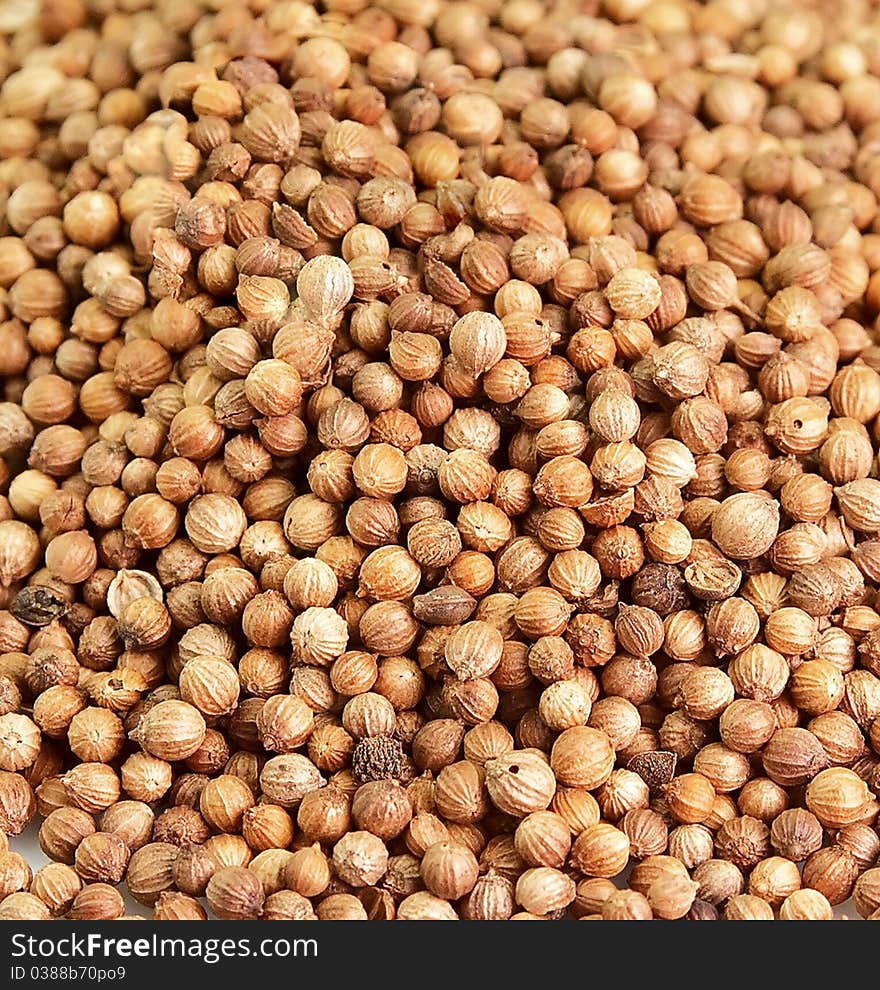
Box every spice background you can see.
[1,0,880,923]
[5,822,860,919]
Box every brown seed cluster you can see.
[0,0,879,924]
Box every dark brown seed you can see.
[351,736,406,783]
[687,899,719,920]
[630,565,689,616]
[627,751,677,792]
[11,586,69,627]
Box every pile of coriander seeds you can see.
[0,0,880,922]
